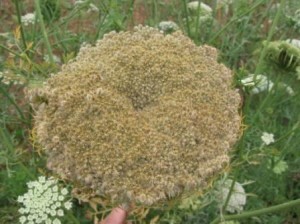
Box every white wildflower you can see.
[241,74,274,94]
[19,216,27,223]
[286,39,300,48]
[44,54,61,64]
[278,82,295,96]
[158,21,179,32]
[268,156,288,175]
[17,176,72,223]
[21,13,35,26]
[217,0,233,14]
[285,86,295,96]
[74,0,85,5]
[261,132,275,145]
[188,1,212,16]
[87,3,99,13]
[217,179,247,213]
[57,209,64,216]
[64,201,72,210]
[74,0,99,13]
[217,0,233,8]
[53,218,61,224]
[61,188,68,195]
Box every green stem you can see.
[254,0,285,74]
[209,0,264,44]
[66,210,80,224]
[0,85,28,124]
[13,0,28,52]
[0,43,25,58]
[211,198,300,224]
[193,0,202,44]
[182,0,191,37]
[0,44,47,76]
[222,179,236,213]
[34,0,54,63]
[0,126,35,179]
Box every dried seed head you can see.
[30,26,241,206]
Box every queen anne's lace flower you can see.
[261,132,275,145]
[217,179,247,213]
[21,13,35,26]
[17,176,72,224]
[286,39,300,48]
[158,21,179,33]
[241,74,274,94]
[188,1,212,16]
[74,0,99,13]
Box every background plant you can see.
[1,0,300,223]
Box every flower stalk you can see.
[13,0,28,53]
[211,198,300,224]
[34,0,54,63]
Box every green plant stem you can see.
[193,0,202,44]
[34,0,54,63]
[66,210,80,224]
[0,44,25,58]
[13,0,28,52]
[182,0,191,37]
[0,85,28,124]
[211,198,300,224]
[222,179,236,213]
[209,0,264,44]
[254,0,285,74]
[0,126,35,179]
[0,44,47,75]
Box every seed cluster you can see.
[29,25,241,205]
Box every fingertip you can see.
[103,207,127,224]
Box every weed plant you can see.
[0,0,300,223]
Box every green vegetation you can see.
[1,0,300,223]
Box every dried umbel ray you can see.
[29,26,241,206]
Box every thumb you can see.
[100,207,127,224]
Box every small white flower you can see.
[158,21,179,33]
[241,74,273,94]
[19,216,27,223]
[50,209,57,216]
[53,218,61,224]
[216,0,232,14]
[286,86,295,96]
[17,196,24,203]
[286,39,300,49]
[18,207,25,214]
[61,188,68,195]
[217,0,233,8]
[21,13,35,26]
[74,0,86,5]
[64,201,72,210]
[27,181,35,189]
[87,3,99,13]
[38,176,46,183]
[261,132,275,145]
[52,185,58,192]
[188,1,212,16]
[217,179,247,213]
[43,54,61,64]
[57,209,64,216]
